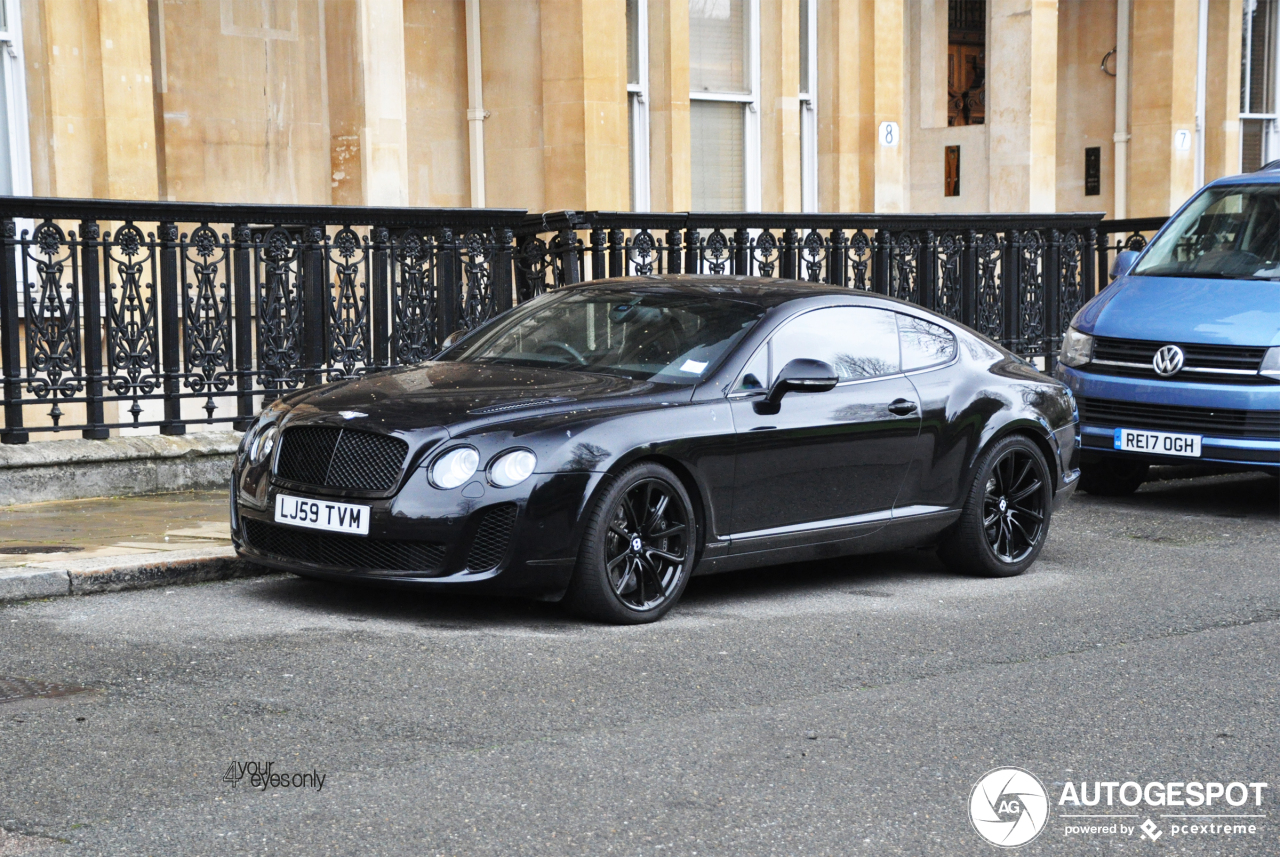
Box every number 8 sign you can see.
[878,121,899,147]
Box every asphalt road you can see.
[1,469,1278,857]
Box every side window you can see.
[897,313,957,371]
[770,307,901,382]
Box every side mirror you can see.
[1110,249,1140,280]
[754,358,838,415]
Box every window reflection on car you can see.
[1133,184,1280,279]
[450,289,766,383]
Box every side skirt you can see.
[692,508,961,576]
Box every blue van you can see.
[1055,169,1280,495]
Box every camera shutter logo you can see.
[1152,344,1185,377]
[968,767,1050,847]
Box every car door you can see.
[728,306,922,537]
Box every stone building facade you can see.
[0,0,1273,219]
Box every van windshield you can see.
[1132,184,1280,280]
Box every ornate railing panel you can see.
[0,197,1144,443]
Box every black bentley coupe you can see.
[232,277,1080,623]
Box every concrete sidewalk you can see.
[0,491,272,602]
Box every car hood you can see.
[1076,275,1280,346]
[281,361,689,434]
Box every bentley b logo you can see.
[1152,345,1185,377]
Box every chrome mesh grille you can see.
[243,518,446,575]
[276,426,409,492]
[465,504,518,572]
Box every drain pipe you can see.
[1114,0,1131,218]
[466,0,488,208]
[1195,0,1208,188]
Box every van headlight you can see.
[1261,346,1280,379]
[1059,327,1094,368]
[430,447,480,489]
[488,450,537,488]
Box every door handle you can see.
[887,398,918,416]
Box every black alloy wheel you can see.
[981,447,1047,563]
[564,463,696,623]
[938,434,1052,578]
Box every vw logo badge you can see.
[1152,344,1185,377]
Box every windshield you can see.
[448,288,766,383]
[1133,184,1280,279]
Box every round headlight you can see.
[251,424,280,466]
[431,447,480,489]
[489,450,537,488]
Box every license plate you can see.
[274,493,370,535]
[1113,428,1202,458]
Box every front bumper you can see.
[1056,366,1280,469]
[231,465,606,599]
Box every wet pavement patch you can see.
[0,676,92,705]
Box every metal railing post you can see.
[371,226,390,370]
[920,230,937,312]
[0,219,26,443]
[872,228,890,295]
[684,227,699,274]
[231,224,255,428]
[1045,229,1062,369]
[158,222,185,435]
[300,225,327,386]
[437,228,459,339]
[665,227,682,274]
[961,228,977,328]
[78,220,107,439]
[1002,230,1021,353]
[494,228,514,314]
[608,227,625,277]
[781,227,797,279]
[590,227,607,280]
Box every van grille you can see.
[1078,397,1280,439]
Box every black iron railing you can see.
[0,196,1163,443]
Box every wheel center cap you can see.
[998,497,1008,512]
[631,536,643,553]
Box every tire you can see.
[1079,458,1149,497]
[938,434,1053,578]
[562,462,697,624]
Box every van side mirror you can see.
[1110,249,1140,280]
[754,358,838,415]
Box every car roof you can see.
[562,274,891,309]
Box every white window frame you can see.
[1241,0,1280,168]
[799,0,817,211]
[628,0,651,212]
[0,0,31,199]
[689,0,761,212]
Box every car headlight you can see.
[489,450,537,488]
[250,424,280,467]
[1262,346,1280,379]
[430,447,480,489]
[1059,326,1094,368]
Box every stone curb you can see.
[0,546,276,603]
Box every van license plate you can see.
[274,493,370,535]
[1113,428,1201,458]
